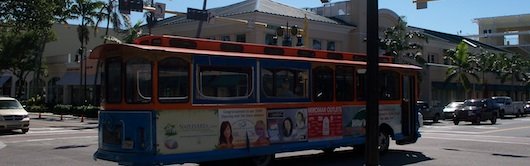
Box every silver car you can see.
[443,101,464,119]
[0,97,30,133]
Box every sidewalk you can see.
[28,112,98,129]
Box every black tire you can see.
[353,144,365,154]
[323,148,335,154]
[433,114,440,123]
[472,116,480,125]
[491,114,497,125]
[516,110,522,118]
[499,110,505,119]
[250,154,274,166]
[453,119,460,125]
[21,128,29,134]
[378,130,390,154]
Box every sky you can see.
[124,0,530,36]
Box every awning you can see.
[56,72,100,85]
[0,76,11,86]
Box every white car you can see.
[443,101,464,119]
[0,97,30,133]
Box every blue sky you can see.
[124,0,530,36]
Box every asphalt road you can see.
[1,114,529,166]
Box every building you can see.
[3,0,525,107]
[473,14,530,57]
[0,23,114,105]
[149,0,526,108]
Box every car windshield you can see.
[464,100,482,107]
[446,102,463,108]
[0,100,23,109]
[492,98,504,104]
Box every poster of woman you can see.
[267,108,308,143]
[218,108,269,149]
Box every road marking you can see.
[422,136,530,146]
[480,125,530,134]
[0,141,5,150]
[422,125,530,134]
[0,129,97,138]
[4,136,97,144]
[472,126,498,129]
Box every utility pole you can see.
[195,0,208,38]
[365,0,380,165]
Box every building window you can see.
[221,35,231,41]
[429,54,436,63]
[312,66,333,101]
[312,39,321,50]
[158,58,189,103]
[265,34,276,45]
[236,34,246,43]
[327,41,336,51]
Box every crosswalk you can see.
[0,127,97,147]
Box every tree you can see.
[0,31,44,98]
[380,17,428,64]
[444,41,480,98]
[0,0,70,97]
[474,49,497,97]
[96,0,130,43]
[68,0,105,49]
[497,54,528,99]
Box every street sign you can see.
[416,1,427,9]
[187,8,209,21]
[154,3,166,19]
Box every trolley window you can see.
[312,66,333,101]
[336,66,354,101]
[262,68,309,98]
[198,66,252,98]
[105,57,122,103]
[379,71,400,100]
[158,58,189,103]
[125,57,152,103]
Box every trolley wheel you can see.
[378,130,390,154]
[250,154,274,166]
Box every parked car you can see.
[443,101,464,119]
[491,96,525,118]
[417,101,442,123]
[523,101,530,116]
[453,99,498,125]
[0,97,30,133]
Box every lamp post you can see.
[195,0,208,38]
[365,0,380,165]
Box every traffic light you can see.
[130,0,144,12]
[118,0,130,14]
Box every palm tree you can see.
[68,0,104,104]
[444,41,480,99]
[96,0,130,43]
[380,17,428,64]
[497,54,528,99]
[69,0,105,49]
[475,49,497,97]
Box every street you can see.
[1,114,530,166]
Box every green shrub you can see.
[53,104,73,115]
